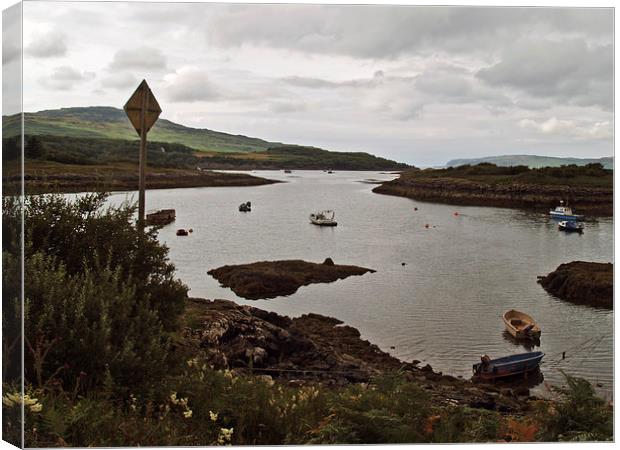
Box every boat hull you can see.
[550,211,584,221]
[310,220,338,226]
[473,351,544,380]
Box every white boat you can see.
[309,210,337,226]
[549,201,584,221]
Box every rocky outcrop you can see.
[373,176,612,216]
[184,298,408,382]
[182,298,530,412]
[538,261,613,308]
[207,259,375,300]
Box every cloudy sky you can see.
[6,2,615,165]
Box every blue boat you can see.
[558,220,584,233]
[549,201,584,221]
[473,351,544,380]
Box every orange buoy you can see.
[189,228,194,233]
[454,212,459,216]
[425,224,430,228]
[414,207,418,211]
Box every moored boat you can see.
[310,210,337,226]
[558,220,584,233]
[503,309,541,340]
[239,201,252,212]
[549,201,584,221]
[473,351,544,380]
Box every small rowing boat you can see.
[503,309,541,340]
[473,351,545,380]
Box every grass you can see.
[3,107,276,153]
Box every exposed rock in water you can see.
[538,261,613,308]
[207,259,375,300]
[182,298,530,413]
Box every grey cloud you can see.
[477,39,612,110]
[165,68,220,103]
[101,72,138,90]
[40,66,95,90]
[207,6,612,59]
[269,100,308,113]
[26,30,67,58]
[109,46,167,71]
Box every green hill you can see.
[3,106,277,153]
[446,155,613,170]
[2,107,410,171]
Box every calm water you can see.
[108,171,614,398]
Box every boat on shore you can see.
[310,210,338,226]
[558,220,584,233]
[503,310,541,340]
[549,201,584,221]
[473,351,545,380]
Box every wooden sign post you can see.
[124,80,162,226]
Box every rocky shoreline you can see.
[538,261,613,308]
[182,298,534,413]
[373,175,612,216]
[4,162,279,194]
[208,259,375,300]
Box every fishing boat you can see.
[549,201,584,221]
[176,229,189,236]
[503,310,541,340]
[558,220,584,233]
[239,201,251,212]
[473,351,545,380]
[284,169,292,174]
[310,210,337,226]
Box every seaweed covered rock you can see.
[207,259,375,299]
[538,261,613,308]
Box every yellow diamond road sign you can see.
[124,79,162,136]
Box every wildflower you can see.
[209,410,218,422]
[170,392,178,404]
[2,392,43,413]
[217,427,234,445]
[183,409,193,419]
[186,357,199,368]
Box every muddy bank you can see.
[373,176,612,216]
[538,261,613,308]
[3,161,278,194]
[208,259,375,300]
[183,298,532,412]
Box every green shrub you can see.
[534,373,613,441]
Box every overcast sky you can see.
[5,2,615,165]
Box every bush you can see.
[534,373,613,441]
[2,193,188,394]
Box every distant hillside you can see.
[3,106,277,153]
[446,155,613,170]
[197,145,410,170]
[2,107,410,171]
